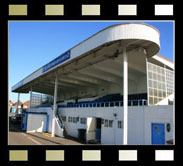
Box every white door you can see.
[86,117,96,142]
[27,114,47,132]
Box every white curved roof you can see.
[71,23,160,59]
[12,23,160,94]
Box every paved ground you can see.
[8,113,83,145]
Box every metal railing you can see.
[55,107,64,129]
[55,114,64,129]
[59,99,147,108]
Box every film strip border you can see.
[3,1,178,166]
[7,4,174,17]
[7,149,175,162]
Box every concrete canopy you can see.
[12,23,160,100]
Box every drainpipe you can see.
[51,72,58,137]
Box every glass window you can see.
[158,82,161,89]
[148,72,153,79]
[154,98,158,104]
[163,91,166,97]
[162,83,166,90]
[149,97,153,105]
[154,81,157,89]
[158,90,162,98]
[154,89,157,97]
[109,120,113,127]
[62,116,66,122]
[157,67,161,74]
[162,68,165,75]
[117,121,123,128]
[148,63,152,71]
[160,68,163,75]
[158,74,161,82]
[80,118,86,124]
[104,119,108,127]
[147,62,174,106]
[153,65,157,72]
[149,80,153,88]
[153,73,157,80]
[149,88,153,96]
[162,76,165,82]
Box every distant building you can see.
[9,100,14,112]
[11,100,23,114]
[22,100,30,109]
[13,100,23,108]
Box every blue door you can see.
[46,115,49,132]
[96,129,101,140]
[152,123,165,145]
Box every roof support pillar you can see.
[30,87,32,108]
[51,72,58,137]
[16,93,21,114]
[123,47,128,145]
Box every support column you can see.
[30,87,32,108]
[51,72,58,137]
[123,47,128,145]
[16,93,20,114]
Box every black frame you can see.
[0,0,180,166]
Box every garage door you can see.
[27,114,47,132]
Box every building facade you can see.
[12,23,174,145]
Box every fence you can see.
[59,99,147,108]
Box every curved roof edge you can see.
[12,23,160,92]
[152,54,174,69]
[70,22,160,51]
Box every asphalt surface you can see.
[8,113,83,145]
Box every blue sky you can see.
[9,21,174,102]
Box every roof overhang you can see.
[12,23,160,97]
[151,54,174,69]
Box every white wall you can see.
[143,105,174,145]
[26,105,173,145]
[58,105,173,145]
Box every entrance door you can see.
[95,118,101,142]
[86,117,96,142]
[151,123,165,145]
